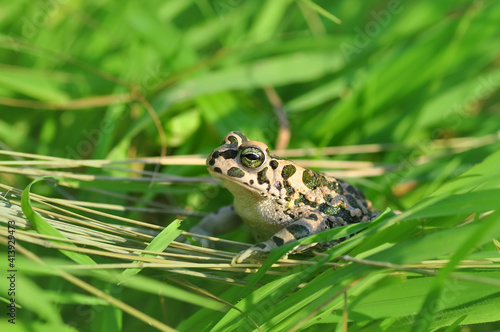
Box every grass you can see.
[0,0,500,331]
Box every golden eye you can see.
[240,147,265,168]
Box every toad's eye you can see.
[240,147,265,168]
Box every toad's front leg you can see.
[231,213,327,265]
[185,205,242,247]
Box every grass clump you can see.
[1,0,500,331]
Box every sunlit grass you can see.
[1,0,500,331]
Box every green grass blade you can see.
[412,212,500,332]
[122,219,182,276]
[298,0,342,24]
[21,176,96,265]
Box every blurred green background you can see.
[1,0,500,331]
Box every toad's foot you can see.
[230,241,320,265]
[231,242,274,265]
